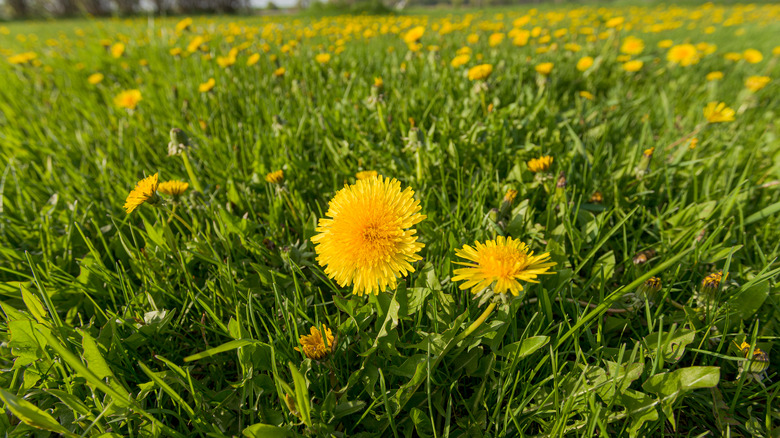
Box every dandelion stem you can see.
[180,151,204,193]
[457,302,497,342]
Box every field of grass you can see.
[1,3,780,436]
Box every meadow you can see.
[1,3,780,436]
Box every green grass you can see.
[1,4,780,437]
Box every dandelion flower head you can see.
[124,173,159,213]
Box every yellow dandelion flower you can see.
[657,39,673,49]
[622,60,643,72]
[158,180,189,196]
[703,102,735,123]
[452,236,556,296]
[689,137,698,149]
[527,156,553,173]
[315,53,331,64]
[265,170,284,184]
[295,326,334,360]
[175,17,193,33]
[274,67,286,77]
[114,89,142,110]
[701,271,725,289]
[124,173,159,213]
[706,71,723,81]
[620,36,644,55]
[742,49,763,64]
[576,56,593,72]
[535,62,554,76]
[311,176,426,296]
[451,54,470,68]
[110,42,125,58]
[488,32,504,47]
[356,170,378,180]
[373,77,383,88]
[199,78,215,93]
[579,90,595,100]
[745,76,770,92]
[467,33,479,44]
[8,52,37,65]
[724,52,742,62]
[503,189,518,203]
[468,64,493,81]
[667,44,699,66]
[170,47,182,56]
[247,53,260,66]
[88,73,104,84]
[403,26,425,45]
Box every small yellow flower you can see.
[199,78,215,93]
[452,236,556,296]
[170,47,182,56]
[742,49,763,64]
[503,189,518,203]
[124,173,159,213]
[703,102,735,123]
[576,56,593,72]
[689,137,698,149]
[622,60,643,72]
[706,71,723,81]
[643,147,654,157]
[701,271,725,289]
[158,180,189,196]
[265,170,284,184]
[88,73,104,84]
[114,89,142,110]
[620,36,644,55]
[535,62,554,76]
[467,33,479,44]
[247,53,260,66]
[488,32,504,47]
[451,54,470,68]
[579,90,595,100]
[7,52,37,64]
[724,52,742,62]
[403,26,425,45]
[745,76,770,92]
[187,36,204,53]
[110,42,125,58]
[657,39,673,49]
[527,156,553,173]
[175,17,193,33]
[217,55,236,68]
[356,170,378,180]
[667,44,699,66]
[274,67,286,77]
[315,53,331,64]
[373,77,383,88]
[295,326,335,360]
[467,64,493,81]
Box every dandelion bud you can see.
[636,147,654,179]
[487,208,499,224]
[637,276,662,305]
[696,271,725,310]
[499,189,517,216]
[739,342,770,374]
[168,128,190,156]
[589,191,603,203]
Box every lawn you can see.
[1,3,779,436]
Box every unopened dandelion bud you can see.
[168,128,190,156]
[499,189,517,216]
[739,342,770,374]
[636,147,654,179]
[637,276,662,305]
[696,271,725,309]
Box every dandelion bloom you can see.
[373,77,383,88]
[745,76,770,92]
[217,55,235,68]
[579,90,595,100]
[742,49,763,64]
[701,271,725,289]
[274,67,286,77]
[622,60,643,72]
[175,17,192,33]
[535,62,554,76]
[724,52,742,62]
[452,236,555,296]
[315,53,331,64]
[527,156,553,173]
[88,73,104,84]
[703,102,735,123]
[295,326,334,360]
[170,47,182,56]
[247,53,260,66]
[503,189,518,203]
[706,71,723,81]
[657,39,673,49]
[114,89,142,110]
[451,54,470,68]
[467,33,479,44]
[158,180,189,196]
[7,52,37,64]
[198,78,215,93]
[620,36,644,55]
[110,42,125,58]
[265,170,284,184]
[667,44,699,66]
[403,26,425,45]
[124,173,159,213]
[576,56,593,72]
[468,64,493,81]
[356,170,378,180]
[311,176,425,296]
[488,33,504,47]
